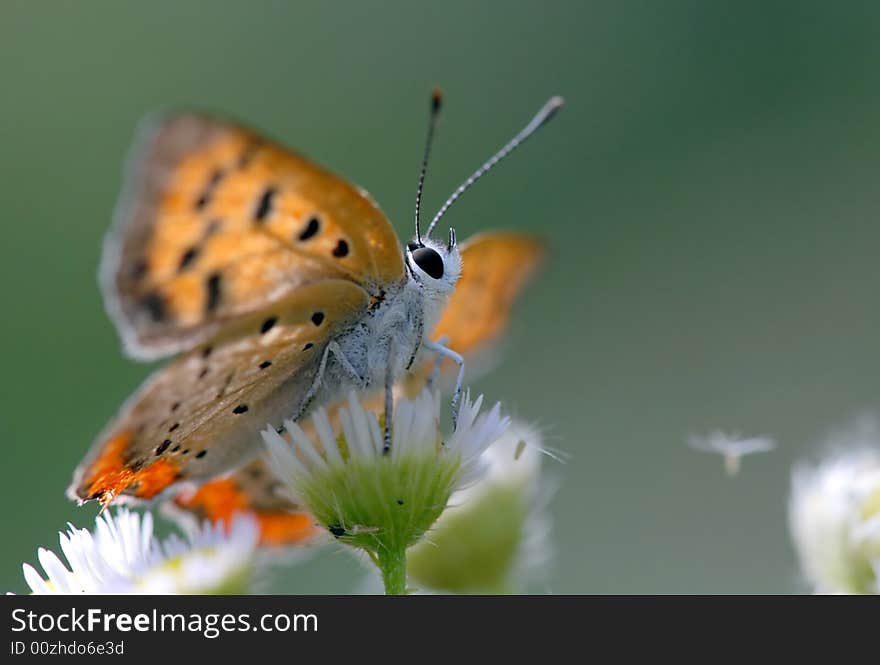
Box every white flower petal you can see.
[313,409,343,465]
[338,408,364,459]
[263,425,309,481]
[37,548,76,594]
[789,446,880,594]
[18,508,259,595]
[22,563,51,595]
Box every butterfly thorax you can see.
[309,235,461,413]
[318,272,449,408]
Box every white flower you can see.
[687,430,776,475]
[262,388,508,512]
[20,508,259,594]
[261,388,509,594]
[407,420,554,593]
[789,447,880,594]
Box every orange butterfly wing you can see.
[434,230,547,356]
[103,113,404,360]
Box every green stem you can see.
[377,546,407,595]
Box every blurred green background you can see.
[3,0,880,594]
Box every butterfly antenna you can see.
[425,96,564,238]
[414,89,444,244]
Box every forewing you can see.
[69,280,370,507]
[103,113,404,359]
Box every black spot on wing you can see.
[178,246,200,272]
[254,186,277,223]
[298,216,320,241]
[205,273,222,313]
[156,439,172,456]
[233,404,249,415]
[332,239,349,257]
[260,317,277,334]
[311,311,324,326]
[195,169,225,210]
[140,292,166,322]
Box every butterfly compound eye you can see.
[411,246,444,280]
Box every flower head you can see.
[262,388,509,594]
[687,430,776,475]
[789,446,880,594]
[407,420,553,593]
[20,508,259,594]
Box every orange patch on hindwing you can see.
[175,477,318,547]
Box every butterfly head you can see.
[409,91,562,294]
[405,228,461,295]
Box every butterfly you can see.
[67,92,562,536]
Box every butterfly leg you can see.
[383,352,393,455]
[425,335,450,391]
[328,341,367,389]
[291,344,334,423]
[405,316,424,371]
[422,339,464,430]
[295,342,365,423]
